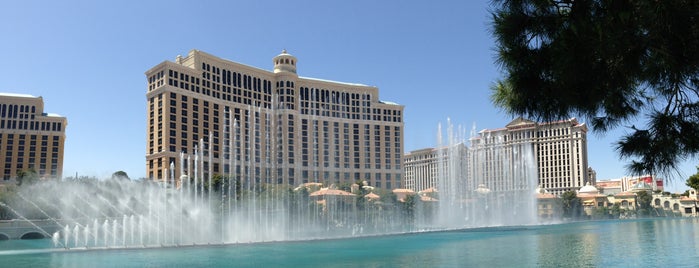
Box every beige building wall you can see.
[0,93,67,180]
[470,118,588,195]
[145,50,404,189]
[403,144,468,192]
[404,148,438,191]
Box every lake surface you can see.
[1,218,697,267]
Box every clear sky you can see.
[1,0,694,192]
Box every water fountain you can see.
[1,113,540,251]
[434,118,538,229]
[18,113,692,267]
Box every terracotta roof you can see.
[364,192,380,200]
[309,188,355,197]
[680,196,697,202]
[392,189,416,194]
[419,187,438,194]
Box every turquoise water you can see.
[1,218,697,267]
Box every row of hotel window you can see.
[0,104,36,119]
[1,134,60,142]
[165,76,397,122]
[167,77,273,108]
[484,128,581,143]
[157,92,401,140]
[163,67,398,120]
[154,67,266,107]
[200,63,274,94]
[0,120,63,131]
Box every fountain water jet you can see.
[434,118,538,229]
[3,112,540,250]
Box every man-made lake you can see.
[1,218,697,267]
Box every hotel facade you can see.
[403,144,468,192]
[472,118,589,195]
[404,118,589,195]
[0,93,67,181]
[145,50,404,189]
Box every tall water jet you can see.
[3,109,540,251]
[435,118,538,228]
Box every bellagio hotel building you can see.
[0,93,67,181]
[145,50,404,189]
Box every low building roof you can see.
[680,196,697,202]
[364,192,380,200]
[393,188,416,193]
[309,188,355,197]
[579,182,599,194]
[419,187,438,194]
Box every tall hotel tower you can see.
[470,118,589,195]
[0,93,67,180]
[145,50,404,189]
[404,118,589,196]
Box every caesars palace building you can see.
[145,50,404,189]
[404,118,591,196]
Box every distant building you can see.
[470,118,589,195]
[587,167,596,184]
[145,50,404,189]
[576,183,698,218]
[404,118,589,195]
[596,175,664,194]
[595,180,622,195]
[403,143,468,192]
[677,189,698,217]
[578,182,610,214]
[536,187,561,221]
[0,93,67,180]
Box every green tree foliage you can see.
[401,194,418,217]
[111,171,130,180]
[16,169,39,186]
[591,206,609,220]
[377,189,398,204]
[561,191,581,218]
[491,0,699,177]
[635,190,653,217]
[0,184,18,219]
[686,166,699,190]
[207,174,225,192]
[610,204,621,219]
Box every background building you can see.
[404,117,589,196]
[470,118,589,195]
[403,143,468,192]
[145,50,404,189]
[0,93,67,181]
[596,175,664,195]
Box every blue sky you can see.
[1,1,694,191]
